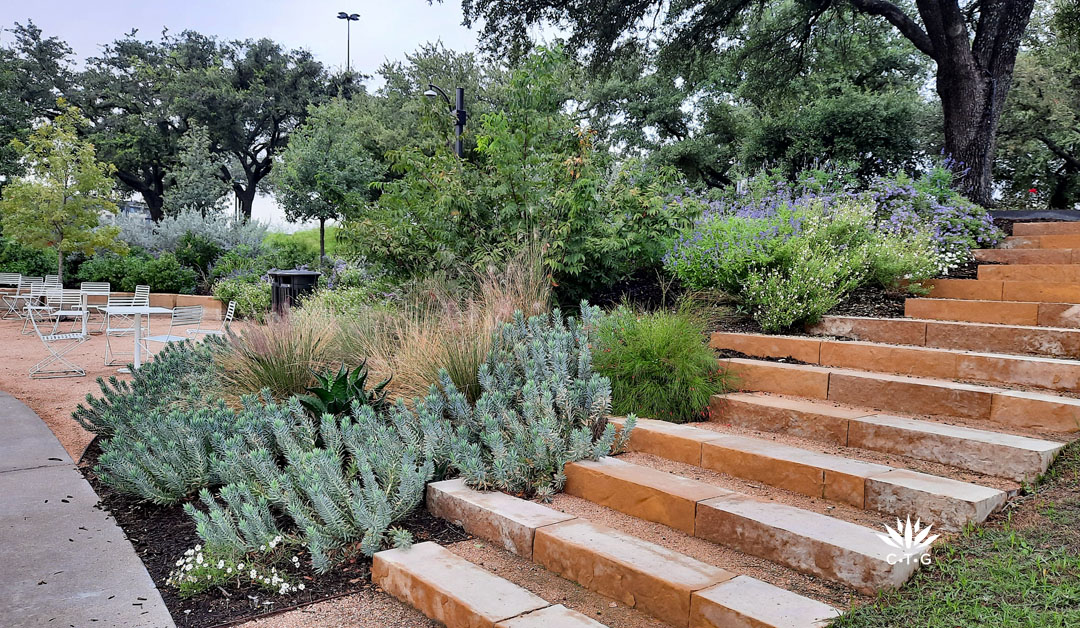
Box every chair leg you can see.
[30,337,87,379]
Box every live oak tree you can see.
[163,124,234,217]
[79,32,191,221]
[171,38,328,220]
[997,1,1080,208]
[457,0,1038,206]
[0,101,126,282]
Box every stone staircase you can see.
[372,222,1079,628]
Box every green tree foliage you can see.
[340,47,695,300]
[458,0,1038,206]
[0,22,75,191]
[79,32,191,221]
[0,101,126,281]
[997,3,1080,208]
[162,124,234,217]
[171,37,328,220]
[272,99,387,258]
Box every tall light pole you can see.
[336,12,359,73]
[424,83,467,158]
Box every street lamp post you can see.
[424,84,467,158]
[336,12,360,73]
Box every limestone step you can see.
[905,298,1080,328]
[711,331,1080,393]
[1002,234,1080,249]
[373,541,600,628]
[603,419,1009,528]
[563,456,928,592]
[427,479,840,627]
[722,358,1080,432]
[922,278,1080,303]
[1012,221,1080,236]
[710,393,1063,481]
[809,315,1080,359]
[974,248,1080,264]
[978,264,1080,282]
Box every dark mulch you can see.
[587,267,686,311]
[79,441,470,628]
[827,285,908,318]
[715,348,812,366]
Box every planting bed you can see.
[79,440,470,628]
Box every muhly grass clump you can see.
[593,306,732,423]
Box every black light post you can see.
[336,11,360,73]
[424,83,467,158]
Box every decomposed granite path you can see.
[0,390,174,627]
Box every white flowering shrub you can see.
[166,540,306,597]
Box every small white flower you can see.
[217,560,225,569]
[250,570,257,579]
[184,564,193,572]
[259,545,266,552]
[226,568,233,574]
[237,563,245,570]
[194,544,201,551]
[184,549,194,557]
[298,583,305,591]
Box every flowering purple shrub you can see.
[663,165,992,331]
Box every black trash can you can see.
[268,269,322,315]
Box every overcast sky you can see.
[1,0,484,230]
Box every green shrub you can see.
[218,311,338,400]
[174,232,223,280]
[410,305,636,501]
[593,307,731,423]
[192,401,432,572]
[299,287,374,316]
[742,239,867,332]
[74,338,223,438]
[167,539,303,597]
[76,250,198,293]
[212,278,271,319]
[0,237,57,276]
[125,252,198,293]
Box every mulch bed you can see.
[79,440,470,628]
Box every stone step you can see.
[904,298,1080,328]
[1002,234,1080,249]
[922,278,1080,303]
[603,419,1009,527]
[427,479,839,627]
[722,358,1080,432]
[711,331,1080,393]
[978,264,1080,282]
[1012,221,1080,236]
[710,393,1063,481]
[373,541,597,628]
[974,248,1079,264]
[563,456,928,592]
[809,315,1080,359]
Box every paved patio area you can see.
[0,390,174,627]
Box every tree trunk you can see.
[234,184,256,222]
[319,217,326,261]
[853,0,1036,206]
[937,67,1000,206]
[57,249,63,285]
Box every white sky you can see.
[0,0,483,231]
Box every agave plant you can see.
[297,360,391,417]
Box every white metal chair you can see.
[0,272,21,287]
[28,303,87,379]
[44,289,89,335]
[20,283,55,334]
[79,282,111,321]
[98,285,151,333]
[2,276,38,319]
[146,305,204,346]
[187,301,234,336]
[44,275,60,289]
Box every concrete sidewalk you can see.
[0,390,174,627]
